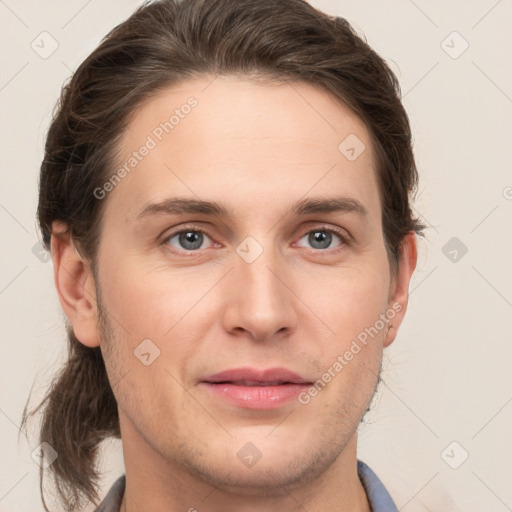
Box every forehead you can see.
[104,75,381,223]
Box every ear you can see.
[383,231,418,348]
[51,221,101,348]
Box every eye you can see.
[296,227,347,251]
[164,227,215,252]
[162,225,348,255]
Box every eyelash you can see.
[161,224,350,256]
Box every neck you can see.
[119,421,370,512]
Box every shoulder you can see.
[357,460,398,512]
[94,475,126,512]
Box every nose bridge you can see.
[240,246,281,304]
[223,234,297,340]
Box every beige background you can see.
[1,0,511,510]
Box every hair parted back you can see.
[23,0,425,509]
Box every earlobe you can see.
[51,222,101,348]
[383,231,418,348]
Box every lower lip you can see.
[200,382,310,409]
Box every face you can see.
[75,75,414,494]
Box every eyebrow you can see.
[136,196,368,220]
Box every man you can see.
[25,0,424,510]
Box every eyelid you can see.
[296,223,350,239]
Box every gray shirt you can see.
[94,460,398,512]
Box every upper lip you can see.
[201,367,311,385]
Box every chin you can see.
[186,464,305,497]
[174,442,341,497]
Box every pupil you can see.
[180,231,202,250]
[310,231,330,249]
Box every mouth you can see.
[199,367,312,409]
[210,380,301,386]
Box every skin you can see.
[51,75,417,512]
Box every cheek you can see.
[314,263,391,339]
[98,252,199,338]
[96,251,220,389]
[303,262,390,396]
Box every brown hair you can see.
[23,0,425,509]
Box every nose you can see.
[221,241,298,343]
